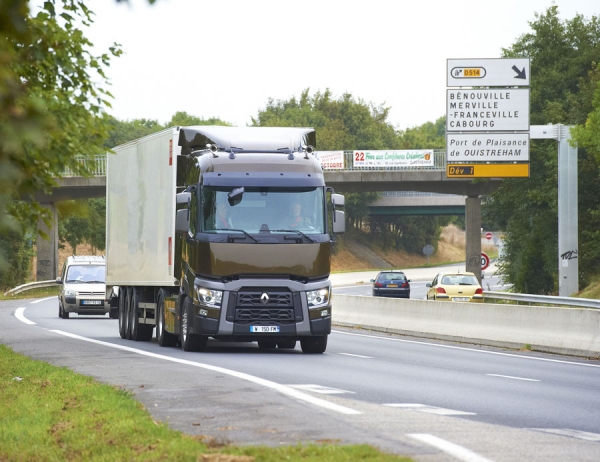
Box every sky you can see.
[60,0,599,131]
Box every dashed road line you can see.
[384,403,476,416]
[407,433,494,462]
[286,384,355,394]
[486,374,540,382]
[15,307,36,325]
[527,428,600,442]
[339,353,373,359]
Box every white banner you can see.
[353,150,434,167]
[315,151,345,170]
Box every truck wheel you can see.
[130,289,153,342]
[277,339,296,349]
[257,339,277,349]
[300,335,327,354]
[157,291,177,347]
[125,287,133,340]
[118,288,127,339]
[180,298,207,352]
[59,303,69,319]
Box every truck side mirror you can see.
[331,193,345,208]
[175,209,189,233]
[332,210,345,234]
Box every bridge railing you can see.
[62,155,107,177]
[63,150,448,177]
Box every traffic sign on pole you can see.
[481,252,490,270]
[447,58,530,87]
[446,163,529,178]
[446,133,530,162]
[446,88,530,132]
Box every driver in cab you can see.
[290,202,311,229]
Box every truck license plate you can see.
[250,326,280,333]
[81,300,102,305]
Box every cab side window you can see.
[189,189,198,235]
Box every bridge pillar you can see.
[36,203,58,281]
[465,196,482,283]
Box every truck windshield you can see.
[202,187,325,235]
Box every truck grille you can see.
[77,291,105,296]
[234,289,295,324]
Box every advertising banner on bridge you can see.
[353,150,434,168]
[315,151,345,170]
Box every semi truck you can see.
[105,126,345,354]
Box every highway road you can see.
[2,285,599,461]
[333,273,507,299]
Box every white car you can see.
[56,255,109,318]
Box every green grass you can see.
[0,346,412,461]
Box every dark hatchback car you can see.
[371,270,411,298]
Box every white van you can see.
[56,256,109,318]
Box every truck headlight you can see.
[65,288,76,297]
[194,285,223,309]
[307,287,330,308]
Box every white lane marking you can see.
[486,374,540,382]
[332,329,600,369]
[31,296,55,304]
[384,403,476,416]
[339,353,373,359]
[47,330,361,415]
[407,433,494,462]
[287,384,355,394]
[527,428,600,441]
[15,307,36,325]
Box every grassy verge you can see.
[0,286,57,301]
[0,346,411,461]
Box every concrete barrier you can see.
[332,295,600,358]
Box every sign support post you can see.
[558,125,578,296]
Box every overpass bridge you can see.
[34,151,500,280]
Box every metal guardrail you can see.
[3,280,57,297]
[5,280,599,311]
[485,291,600,310]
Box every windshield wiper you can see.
[214,228,259,243]
[272,229,316,243]
[85,280,105,284]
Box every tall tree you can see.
[167,111,231,127]
[0,1,121,270]
[104,116,164,148]
[398,116,446,149]
[483,6,600,293]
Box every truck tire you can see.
[156,290,177,347]
[118,288,127,339]
[180,297,207,352]
[130,289,153,342]
[125,287,133,340]
[300,335,327,354]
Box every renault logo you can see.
[260,293,269,305]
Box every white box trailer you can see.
[106,128,179,287]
